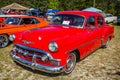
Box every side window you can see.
[4,17,20,25]
[33,18,40,24]
[20,18,39,25]
[97,16,103,26]
[86,16,95,27]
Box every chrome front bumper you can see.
[10,47,64,73]
[10,51,65,73]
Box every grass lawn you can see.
[0,24,120,80]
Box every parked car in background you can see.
[25,8,40,17]
[25,8,47,20]
[4,9,25,15]
[117,16,120,25]
[46,9,60,21]
[10,11,114,74]
[0,15,48,48]
[104,14,117,23]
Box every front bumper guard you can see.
[10,51,65,73]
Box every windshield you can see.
[50,14,84,28]
[4,17,20,25]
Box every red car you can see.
[10,11,114,74]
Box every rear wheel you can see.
[0,34,9,48]
[102,38,110,48]
[64,52,76,74]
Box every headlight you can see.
[48,41,58,52]
[9,34,15,41]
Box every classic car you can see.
[117,16,120,25]
[104,14,117,23]
[10,11,114,74]
[0,15,48,48]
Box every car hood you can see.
[16,25,86,51]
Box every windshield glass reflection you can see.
[50,14,84,28]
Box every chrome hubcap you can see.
[65,53,76,73]
[0,35,8,47]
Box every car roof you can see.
[56,11,102,17]
[0,15,25,17]
[0,15,37,18]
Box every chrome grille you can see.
[13,44,49,63]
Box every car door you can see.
[18,18,40,31]
[84,16,102,56]
[1,17,22,34]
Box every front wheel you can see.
[0,34,9,48]
[64,52,76,74]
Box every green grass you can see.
[0,24,120,80]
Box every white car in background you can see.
[105,14,117,23]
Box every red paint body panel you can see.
[11,11,114,72]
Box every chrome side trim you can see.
[65,36,102,54]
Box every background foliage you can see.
[0,0,120,15]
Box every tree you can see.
[49,0,59,9]
[0,0,119,15]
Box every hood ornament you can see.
[22,40,34,44]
